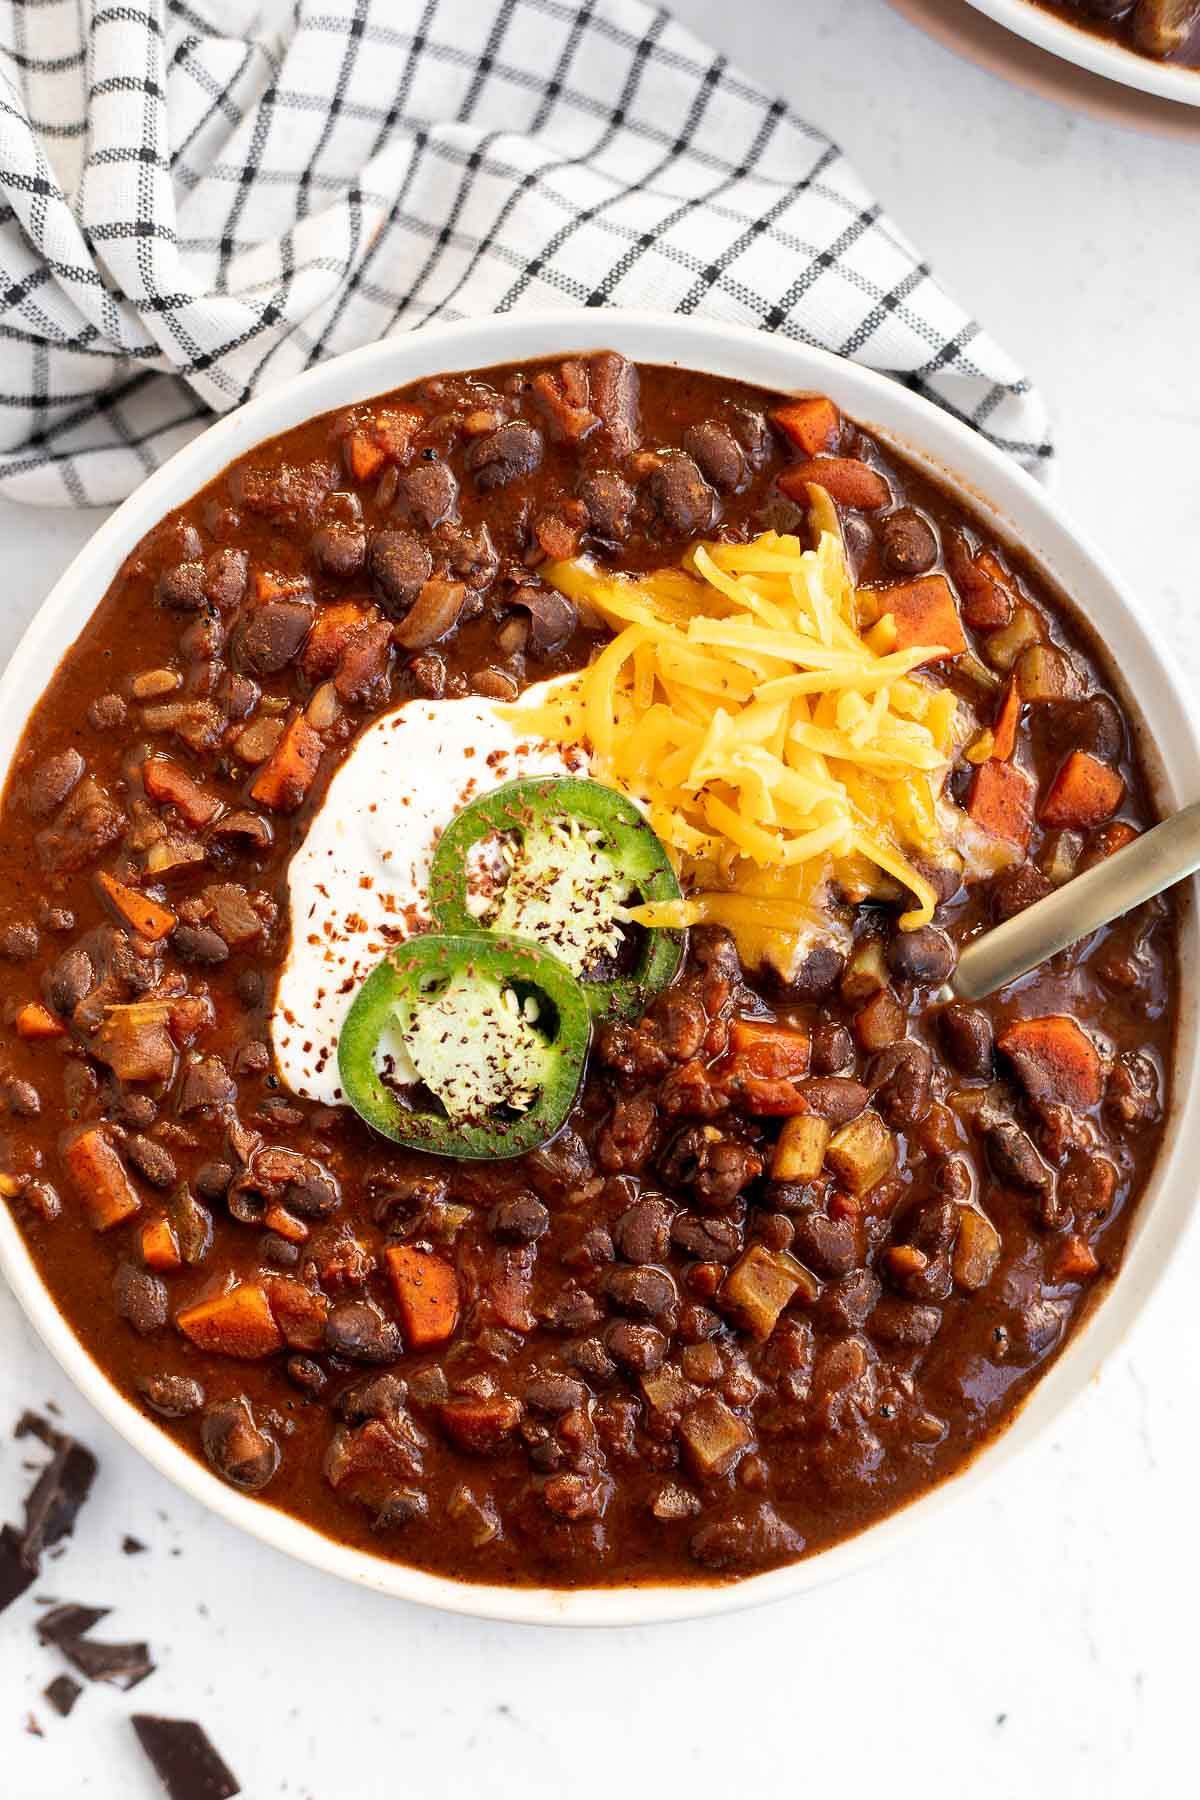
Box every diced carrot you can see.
[777,457,891,511]
[723,1072,809,1116]
[385,1244,460,1349]
[828,1192,861,1225]
[301,599,375,680]
[1038,751,1125,830]
[437,1396,522,1454]
[877,574,966,660]
[142,755,220,827]
[64,1127,141,1232]
[997,1015,1103,1111]
[140,1215,182,1274]
[968,760,1034,848]
[15,1001,66,1040]
[176,1283,283,1359]
[990,681,1021,762]
[249,714,324,813]
[263,1276,328,1351]
[263,1202,309,1244]
[1051,1234,1100,1283]
[726,1019,811,1079]
[342,408,423,482]
[96,871,177,943]
[771,396,841,456]
[253,569,311,603]
[344,430,387,482]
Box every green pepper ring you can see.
[336,931,591,1159]
[427,775,685,1022]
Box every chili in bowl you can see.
[0,314,1195,1626]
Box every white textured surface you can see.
[1,2,1197,1793]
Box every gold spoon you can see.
[948,801,1200,1002]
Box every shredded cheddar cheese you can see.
[508,503,972,976]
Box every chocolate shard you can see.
[37,1602,110,1644]
[44,1673,83,1717]
[0,1523,36,1616]
[122,1535,147,1555]
[15,1412,98,1562]
[37,1602,155,1690]
[132,1715,241,1800]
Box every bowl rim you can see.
[964,0,1200,104]
[0,306,1196,1629]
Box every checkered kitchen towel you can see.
[0,0,1052,506]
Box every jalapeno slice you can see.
[427,776,684,1021]
[336,932,590,1159]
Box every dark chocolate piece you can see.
[37,1602,155,1690]
[15,1412,98,1561]
[122,1535,147,1555]
[44,1674,83,1717]
[132,1715,241,1800]
[0,1523,36,1616]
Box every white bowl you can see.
[0,310,1196,1627]
[966,0,1200,104]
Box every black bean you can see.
[682,420,746,493]
[25,749,85,819]
[790,1211,858,1278]
[156,561,207,611]
[113,1263,168,1335]
[201,1396,279,1491]
[769,945,846,1004]
[881,508,938,575]
[887,926,956,987]
[671,1213,743,1263]
[3,1078,39,1117]
[985,1120,1051,1191]
[124,1134,177,1190]
[524,1375,586,1414]
[870,1298,942,1346]
[45,945,93,1016]
[578,468,634,541]
[195,1159,233,1201]
[235,599,313,675]
[613,1198,672,1264]
[488,1194,550,1243]
[464,420,543,491]
[643,453,717,537]
[325,1301,402,1363]
[137,1373,205,1417]
[605,1266,677,1321]
[939,1004,994,1079]
[286,1354,327,1395]
[604,1320,667,1373]
[394,461,459,528]
[810,1023,855,1075]
[819,1269,881,1331]
[0,920,38,960]
[172,923,229,965]
[368,529,433,617]
[868,1041,932,1129]
[793,1077,869,1126]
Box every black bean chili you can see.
[0,352,1174,1587]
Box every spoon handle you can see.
[950,798,1200,1003]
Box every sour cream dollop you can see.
[271,681,585,1105]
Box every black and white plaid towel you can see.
[0,0,1052,506]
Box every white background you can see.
[2,2,1198,1795]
